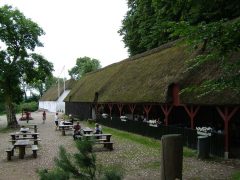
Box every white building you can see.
[38,79,75,113]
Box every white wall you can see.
[39,90,70,113]
[39,101,57,112]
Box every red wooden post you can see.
[143,105,152,121]
[129,104,136,120]
[183,105,200,129]
[161,105,173,126]
[117,104,124,116]
[108,103,113,117]
[216,106,239,159]
[173,84,180,106]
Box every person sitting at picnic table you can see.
[94,123,102,134]
[73,121,82,140]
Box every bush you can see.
[0,102,6,115]
[16,101,38,113]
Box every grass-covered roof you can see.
[40,79,75,101]
[65,42,240,105]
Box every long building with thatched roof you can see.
[64,41,240,158]
[39,79,75,112]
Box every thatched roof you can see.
[40,79,75,101]
[64,42,240,105]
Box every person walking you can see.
[42,111,46,124]
[54,112,59,130]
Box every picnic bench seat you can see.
[32,145,38,158]
[60,127,73,136]
[6,145,14,161]
[96,141,114,150]
[10,138,41,145]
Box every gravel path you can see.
[0,111,239,180]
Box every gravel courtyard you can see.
[0,111,239,180]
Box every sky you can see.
[0,0,129,78]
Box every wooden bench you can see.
[61,128,74,136]
[6,145,14,161]
[32,145,38,158]
[96,141,114,150]
[10,138,41,145]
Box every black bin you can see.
[197,136,210,159]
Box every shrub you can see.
[17,101,38,113]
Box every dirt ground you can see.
[0,111,239,180]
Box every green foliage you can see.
[38,140,123,180]
[231,171,240,180]
[38,168,69,180]
[183,147,197,157]
[0,5,53,127]
[69,56,101,80]
[175,19,240,93]
[119,0,240,56]
[16,101,38,112]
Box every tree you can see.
[119,0,240,56]
[173,19,240,94]
[0,5,53,128]
[29,75,58,97]
[38,140,123,180]
[69,57,101,80]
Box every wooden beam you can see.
[129,104,136,121]
[143,105,152,121]
[183,105,200,129]
[160,104,173,126]
[216,106,239,157]
[108,103,113,117]
[117,104,124,116]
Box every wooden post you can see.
[216,106,238,159]
[108,103,113,117]
[117,104,124,117]
[183,105,200,129]
[143,105,152,121]
[129,104,136,120]
[161,105,173,126]
[161,134,183,180]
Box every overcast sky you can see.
[0,0,129,78]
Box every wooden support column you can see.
[95,104,99,115]
[161,104,173,126]
[143,105,152,121]
[108,103,113,117]
[129,104,136,120]
[117,104,124,116]
[183,105,200,129]
[216,106,239,159]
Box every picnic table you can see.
[82,133,113,150]
[14,140,30,159]
[59,124,73,136]
[82,127,93,134]
[21,124,38,132]
[10,132,40,145]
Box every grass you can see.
[0,126,12,133]
[231,171,240,180]
[87,121,197,157]
[183,147,197,157]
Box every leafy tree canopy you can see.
[68,56,101,80]
[0,5,53,127]
[119,0,240,56]
[119,0,240,94]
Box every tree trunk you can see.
[5,101,19,128]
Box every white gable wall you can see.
[39,90,70,113]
